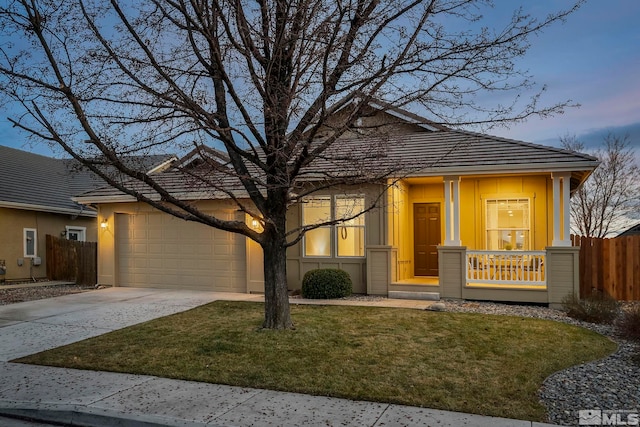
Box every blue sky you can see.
[489,0,640,151]
[0,0,638,156]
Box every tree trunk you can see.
[261,230,293,330]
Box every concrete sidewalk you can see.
[0,288,560,426]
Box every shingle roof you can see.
[74,129,599,203]
[325,129,599,173]
[0,145,175,215]
[617,223,640,237]
[75,169,248,201]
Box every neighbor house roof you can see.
[0,145,175,216]
[73,128,600,204]
[617,222,640,237]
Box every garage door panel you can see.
[163,228,179,239]
[149,244,163,254]
[197,245,213,255]
[148,229,163,240]
[148,214,163,226]
[116,212,246,292]
[133,229,148,239]
[214,244,232,255]
[213,229,230,240]
[162,244,181,255]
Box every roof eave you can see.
[73,190,248,205]
[0,201,97,217]
[401,161,599,178]
[73,195,139,204]
[147,156,179,174]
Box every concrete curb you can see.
[0,401,220,427]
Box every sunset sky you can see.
[0,0,638,156]
[490,0,640,150]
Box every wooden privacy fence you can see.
[46,235,97,286]
[571,234,640,301]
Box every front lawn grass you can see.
[15,302,616,421]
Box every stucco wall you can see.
[0,207,96,281]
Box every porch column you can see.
[551,172,572,247]
[443,176,461,246]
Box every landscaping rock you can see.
[427,302,447,312]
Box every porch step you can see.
[388,291,440,301]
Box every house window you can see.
[303,195,366,257]
[335,196,365,257]
[486,199,530,250]
[24,228,37,258]
[65,226,86,242]
[303,197,332,257]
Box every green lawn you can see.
[16,302,616,421]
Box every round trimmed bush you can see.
[301,268,353,299]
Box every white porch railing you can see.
[466,251,546,287]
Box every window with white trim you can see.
[65,226,86,242]
[302,195,366,257]
[486,199,530,250]
[24,228,37,258]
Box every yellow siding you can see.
[0,207,96,281]
[386,174,553,280]
[466,175,550,250]
[386,180,411,280]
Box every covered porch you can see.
[367,172,580,306]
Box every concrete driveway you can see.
[0,287,263,362]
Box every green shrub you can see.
[562,291,620,324]
[616,304,640,342]
[301,269,353,299]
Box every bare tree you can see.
[0,0,580,329]
[562,134,640,238]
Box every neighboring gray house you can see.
[0,145,175,281]
[617,222,640,237]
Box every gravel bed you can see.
[443,299,640,426]
[0,284,97,305]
